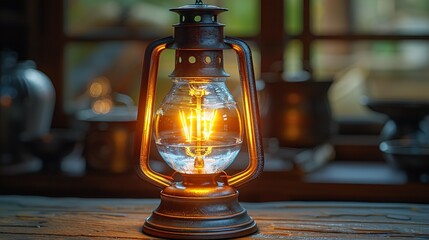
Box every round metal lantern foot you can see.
[142,188,257,239]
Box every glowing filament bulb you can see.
[203,110,217,140]
[178,85,219,171]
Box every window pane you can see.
[283,40,302,76]
[312,0,429,34]
[65,0,259,38]
[314,41,429,117]
[284,0,302,34]
[64,41,172,113]
[313,40,429,79]
[65,0,175,37]
[313,41,354,79]
[221,0,259,36]
[312,0,349,34]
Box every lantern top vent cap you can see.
[170,4,228,14]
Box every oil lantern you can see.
[136,1,264,238]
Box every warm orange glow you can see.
[284,109,300,124]
[140,41,174,188]
[284,127,300,140]
[92,98,113,114]
[0,95,12,107]
[138,37,262,189]
[89,82,104,97]
[89,76,111,98]
[282,109,301,140]
[287,93,301,104]
[227,39,262,187]
[112,128,128,172]
[188,188,216,195]
[88,76,113,114]
[180,109,217,143]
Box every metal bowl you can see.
[380,139,429,181]
[363,99,429,120]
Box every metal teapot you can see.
[0,51,55,164]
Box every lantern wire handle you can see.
[195,0,203,5]
[136,36,175,189]
[224,37,264,188]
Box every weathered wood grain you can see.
[0,196,428,239]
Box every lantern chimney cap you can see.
[170,4,227,14]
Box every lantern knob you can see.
[168,3,230,78]
[168,4,228,50]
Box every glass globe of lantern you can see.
[154,77,242,174]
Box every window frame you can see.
[35,0,429,129]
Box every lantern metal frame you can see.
[135,2,264,239]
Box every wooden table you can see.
[1,196,428,239]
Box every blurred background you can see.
[1,0,428,202]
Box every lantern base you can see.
[142,177,257,239]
